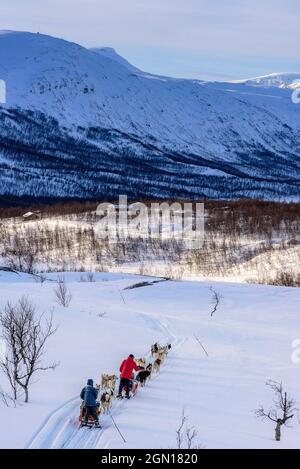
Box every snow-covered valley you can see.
[0,25,300,453]
[1,200,299,285]
[0,271,299,449]
[1,0,300,457]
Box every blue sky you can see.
[1,0,299,80]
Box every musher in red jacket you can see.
[117,354,139,399]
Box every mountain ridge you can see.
[0,30,299,203]
[235,72,300,89]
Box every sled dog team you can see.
[79,342,171,428]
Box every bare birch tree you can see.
[255,380,296,441]
[0,297,58,403]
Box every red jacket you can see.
[120,356,139,380]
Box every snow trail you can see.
[27,308,184,449]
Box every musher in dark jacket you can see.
[80,378,100,427]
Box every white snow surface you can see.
[0,271,299,449]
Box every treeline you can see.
[0,199,299,286]
[1,197,299,224]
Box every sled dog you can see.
[100,373,117,390]
[100,389,115,413]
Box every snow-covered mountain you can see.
[0,30,300,202]
[89,47,142,73]
[236,73,300,90]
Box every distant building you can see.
[22,211,41,221]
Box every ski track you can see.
[27,307,185,449]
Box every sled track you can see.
[26,311,185,449]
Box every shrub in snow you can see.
[54,276,72,307]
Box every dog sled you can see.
[79,344,171,427]
[118,379,139,399]
[78,402,101,428]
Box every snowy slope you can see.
[0,31,300,200]
[89,47,142,73]
[236,73,300,90]
[0,272,300,449]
